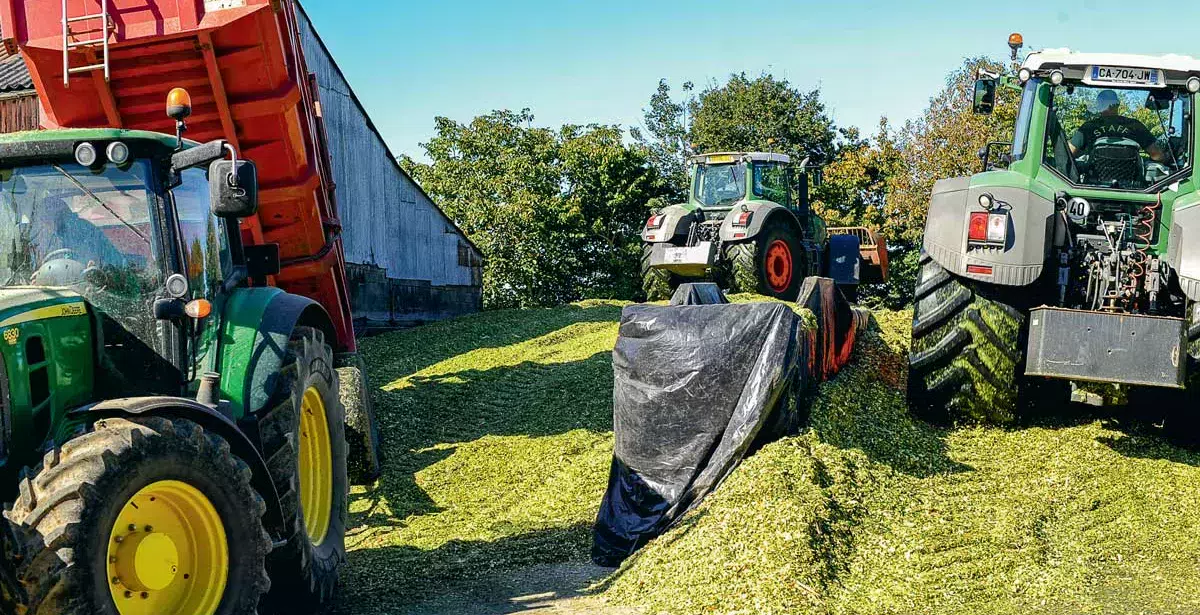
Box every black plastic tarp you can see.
[591,299,807,566]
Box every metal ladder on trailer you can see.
[61,0,114,86]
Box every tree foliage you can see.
[631,80,693,202]
[402,110,668,309]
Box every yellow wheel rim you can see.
[299,385,334,545]
[106,481,228,615]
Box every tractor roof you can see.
[1023,49,1200,75]
[691,152,791,164]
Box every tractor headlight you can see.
[106,141,131,166]
[165,273,189,299]
[1188,77,1200,94]
[978,193,996,210]
[1049,70,1065,86]
[1018,68,1033,84]
[75,142,98,167]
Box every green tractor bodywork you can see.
[910,44,1200,422]
[0,128,323,484]
[0,127,350,614]
[640,152,887,301]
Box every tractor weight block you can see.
[1026,307,1187,388]
[649,242,717,277]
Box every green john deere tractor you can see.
[909,34,1200,424]
[640,152,887,302]
[0,103,348,613]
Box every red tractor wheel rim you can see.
[765,240,793,293]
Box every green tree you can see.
[851,56,1022,307]
[402,110,668,308]
[631,80,694,200]
[688,73,839,166]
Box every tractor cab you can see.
[0,93,258,451]
[689,152,813,216]
[975,48,1198,193]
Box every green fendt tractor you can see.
[0,97,347,614]
[909,34,1200,423]
[640,152,887,302]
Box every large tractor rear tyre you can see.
[259,327,348,614]
[907,251,1030,424]
[641,244,679,301]
[725,220,804,301]
[4,416,271,615]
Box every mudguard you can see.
[69,397,287,538]
[922,176,1055,286]
[642,204,695,243]
[218,287,336,420]
[718,202,799,242]
[1168,200,1200,302]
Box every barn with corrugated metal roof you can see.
[0,7,482,329]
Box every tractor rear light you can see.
[968,212,1007,244]
[733,211,753,227]
[968,213,989,242]
[987,213,1007,243]
[967,265,994,276]
[646,214,665,229]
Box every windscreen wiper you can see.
[50,164,150,245]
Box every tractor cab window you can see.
[1044,83,1192,190]
[173,168,231,299]
[752,162,789,206]
[0,161,163,294]
[0,160,175,394]
[694,163,746,207]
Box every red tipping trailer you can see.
[0,0,356,352]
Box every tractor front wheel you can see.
[259,327,348,614]
[725,220,804,301]
[4,417,271,615]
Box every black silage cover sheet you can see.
[592,302,806,566]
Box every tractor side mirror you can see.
[209,159,259,219]
[974,78,997,115]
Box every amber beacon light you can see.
[166,87,193,121]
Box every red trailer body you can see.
[0,0,356,352]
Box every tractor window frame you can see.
[1011,78,1040,162]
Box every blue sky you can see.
[302,1,1200,160]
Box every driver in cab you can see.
[1068,89,1170,163]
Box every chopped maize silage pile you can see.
[601,310,1200,614]
[341,299,1200,615]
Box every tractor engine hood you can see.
[0,287,96,457]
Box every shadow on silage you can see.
[334,523,595,614]
[354,353,617,523]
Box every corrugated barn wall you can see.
[295,4,483,328]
